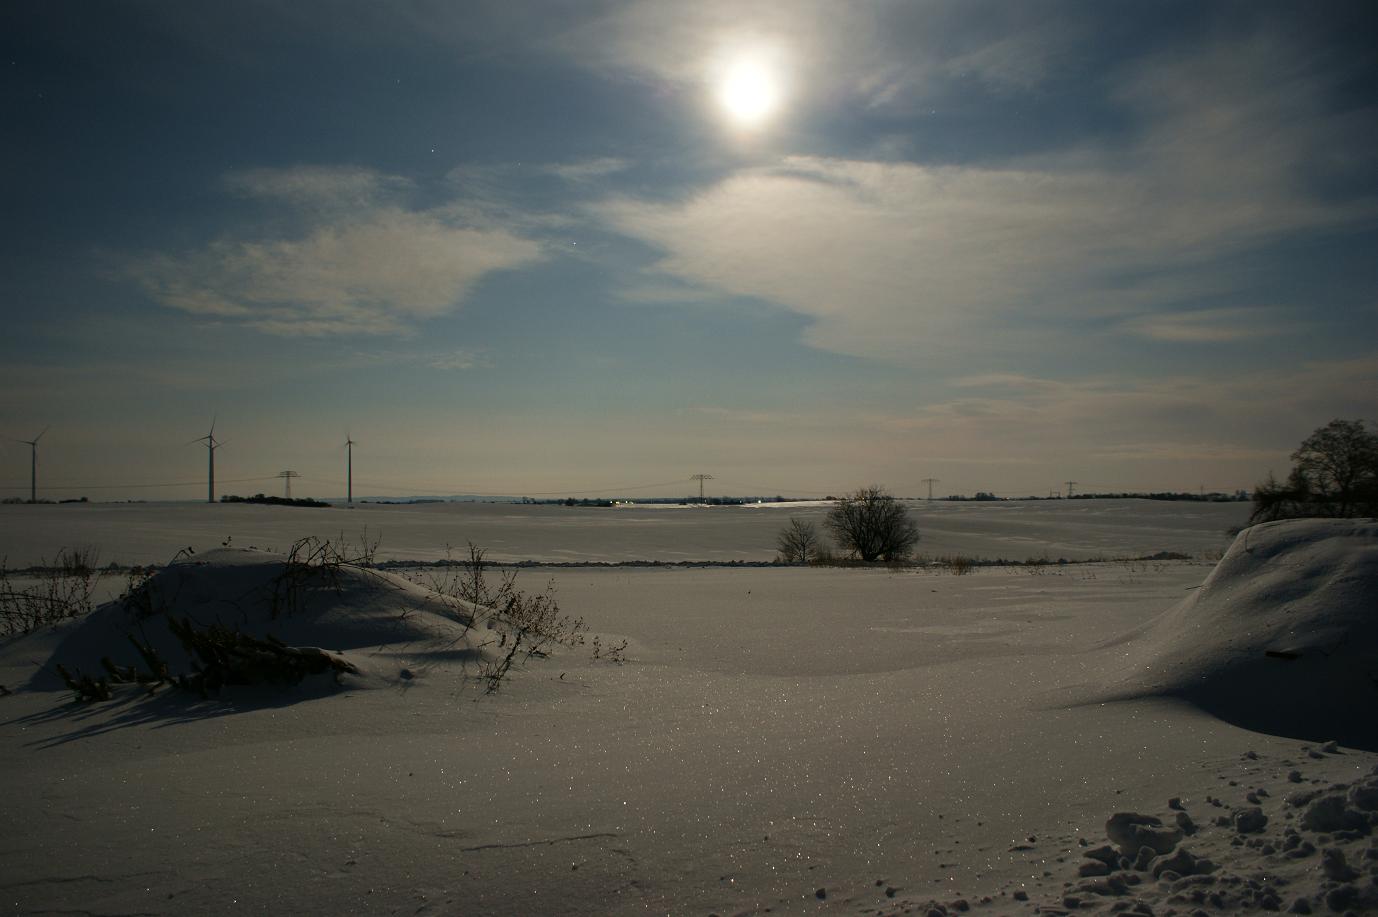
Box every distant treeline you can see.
[359,498,445,505]
[942,491,1249,503]
[1,496,89,505]
[221,494,331,508]
[523,495,815,506]
[1072,491,1249,502]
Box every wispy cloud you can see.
[687,405,803,425]
[347,347,494,372]
[548,0,1081,113]
[545,157,631,183]
[1121,307,1296,343]
[132,168,543,336]
[857,355,1378,478]
[591,30,1376,364]
[222,165,412,209]
[425,349,491,371]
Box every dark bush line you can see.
[221,494,331,508]
[380,552,1198,571]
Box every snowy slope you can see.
[1099,518,1378,748]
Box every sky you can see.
[2,0,1376,501]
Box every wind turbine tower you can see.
[345,435,354,504]
[191,422,222,504]
[20,427,47,503]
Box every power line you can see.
[0,475,279,491]
[295,475,696,498]
[712,479,841,497]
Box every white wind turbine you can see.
[190,420,223,504]
[19,427,48,503]
[344,433,355,504]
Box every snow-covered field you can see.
[0,497,1250,567]
[2,505,1375,916]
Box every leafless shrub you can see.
[776,517,826,564]
[165,617,358,697]
[54,663,111,701]
[0,547,101,637]
[590,634,628,664]
[268,532,382,619]
[422,542,588,692]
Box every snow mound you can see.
[29,547,486,694]
[1103,518,1378,748]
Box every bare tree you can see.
[824,486,920,562]
[776,517,824,563]
[1251,419,1378,523]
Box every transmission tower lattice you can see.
[1065,481,1078,499]
[278,470,301,499]
[921,477,939,500]
[690,473,714,503]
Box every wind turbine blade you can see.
[33,426,49,444]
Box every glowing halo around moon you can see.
[714,51,785,129]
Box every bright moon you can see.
[716,57,782,127]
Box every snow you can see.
[0,497,1250,567]
[1,508,1375,916]
[1098,518,1378,749]
[26,548,487,694]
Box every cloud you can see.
[133,169,543,336]
[222,165,412,209]
[860,355,1378,472]
[687,405,803,425]
[937,24,1080,95]
[592,31,1377,364]
[1121,307,1296,343]
[548,0,1085,114]
[426,349,490,371]
[342,346,493,372]
[594,156,1170,361]
[545,158,631,183]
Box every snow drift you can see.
[1102,518,1378,748]
[28,546,487,695]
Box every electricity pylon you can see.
[922,477,939,500]
[277,470,301,499]
[1065,481,1078,499]
[690,473,714,503]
